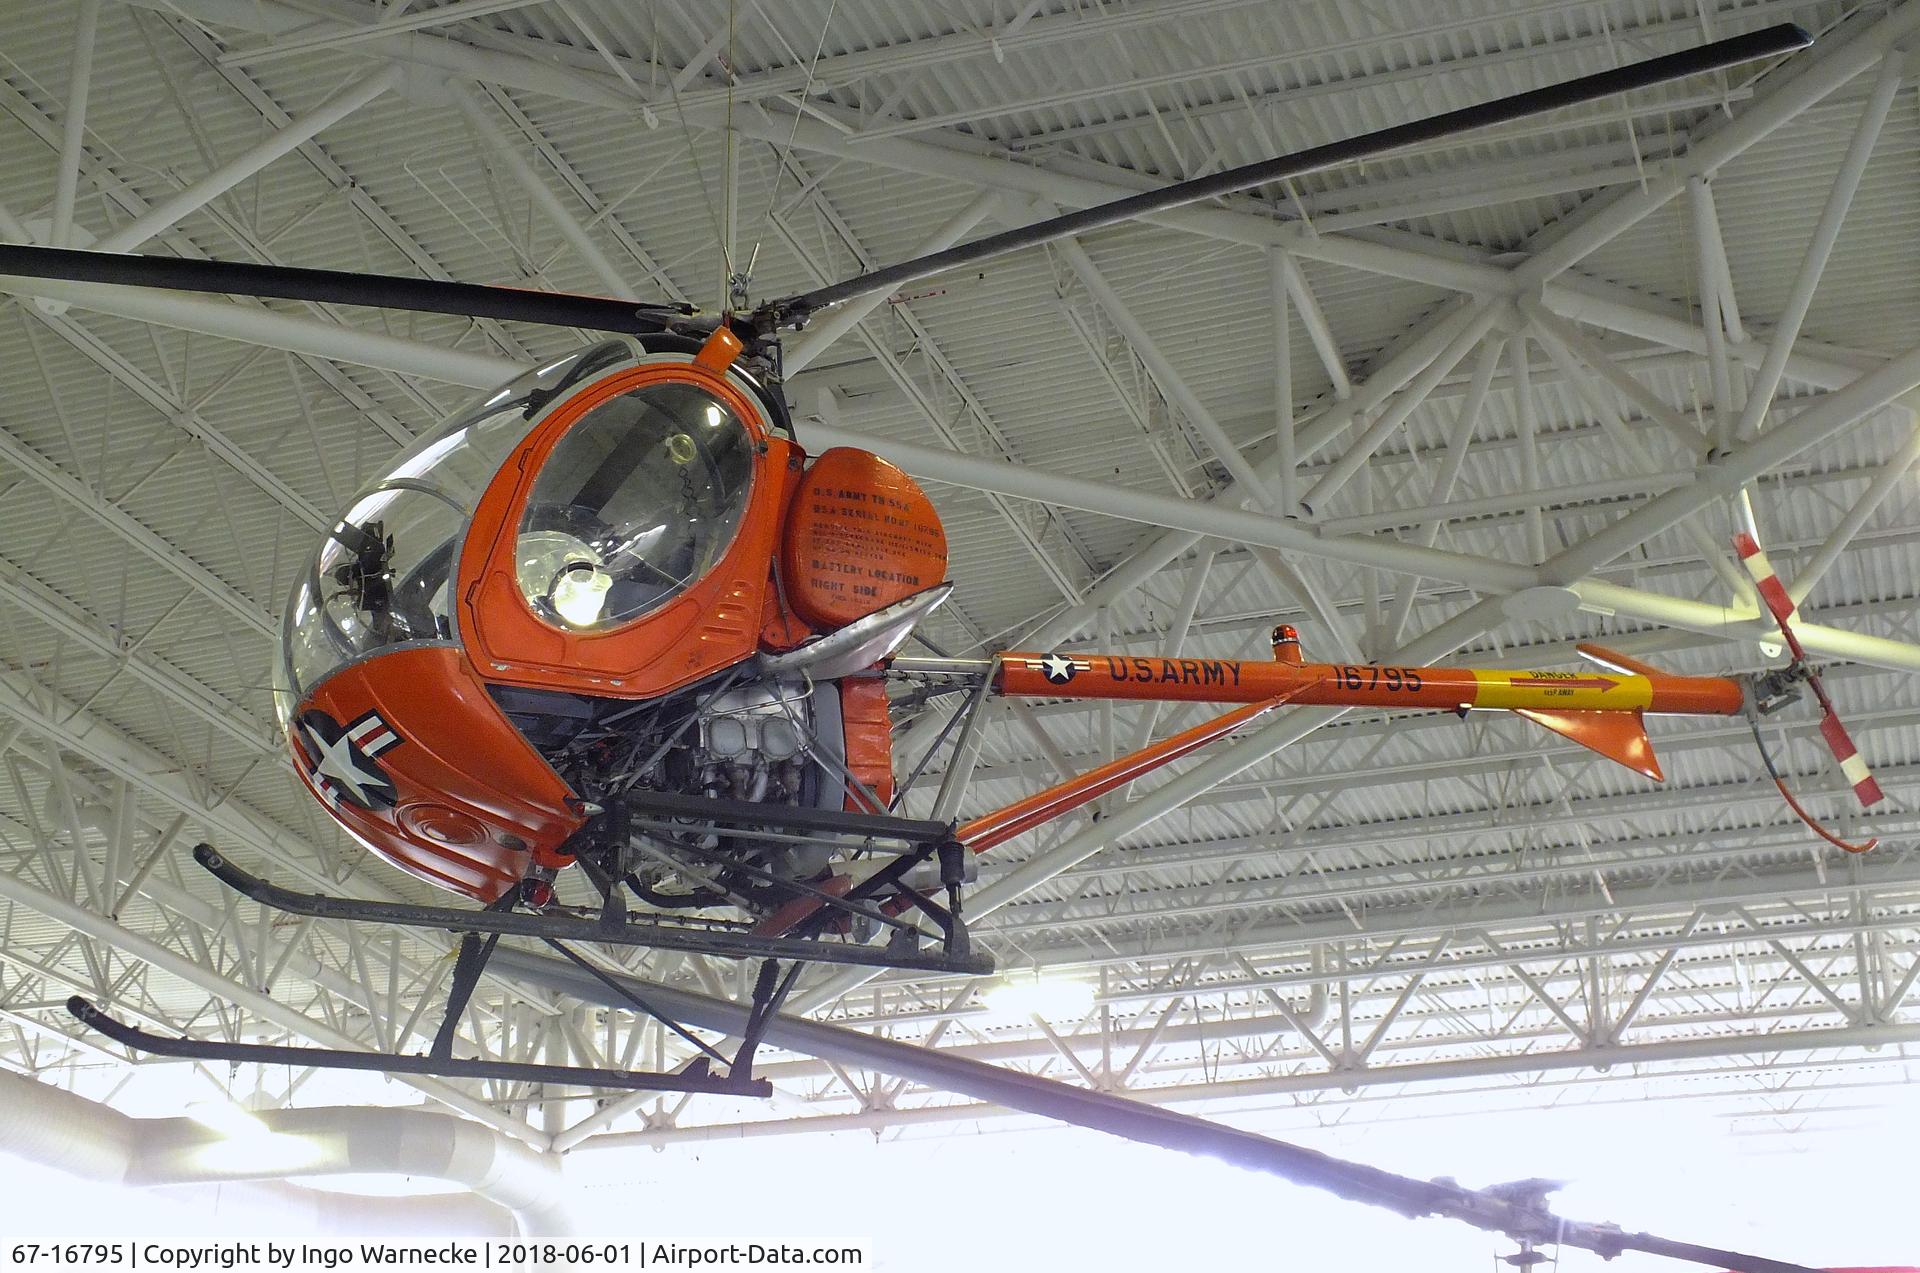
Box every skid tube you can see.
[195,845,993,977]
[66,996,771,1096]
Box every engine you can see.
[684,680,813,804]
[630,675,842,897]
[492,670,889,914]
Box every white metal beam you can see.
[1513,6,1917,286]
[802,411,1920,672]
[50,0,101,250]
[451,80,640,299]
[1732,50,1906,444]
[93,64,400,254]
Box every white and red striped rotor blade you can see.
[1817,703,1885,806]
[1732,531,1803,647]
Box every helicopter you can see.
[0,21,1881,1110]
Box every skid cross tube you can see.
[67,996,771,1096]
[195,845,992,975]
[624,789,954,843]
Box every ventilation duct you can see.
[0,1070,571,1235]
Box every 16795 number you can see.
[9,1248,126,1265]
[1334,665,1424,691]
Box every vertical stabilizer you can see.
[1513,707,1663,781]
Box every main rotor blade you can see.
[0,244,691,333]
[770,23,1811,324]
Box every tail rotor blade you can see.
[1817,702,1885,807]
[1732,531,1803,651]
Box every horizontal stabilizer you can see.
[1513,707,1663,781]
[1575,641,1668,679]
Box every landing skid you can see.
[70,858,789,1096]
[66,996,771,1096]
[67,829,989,1095]
[193,845,993,976]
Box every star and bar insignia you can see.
[1038,652,1078,685]
[293,708,401,811]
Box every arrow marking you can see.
[1507,676,1618,691]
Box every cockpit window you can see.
[516,382,755,630]
[305,482,462,642]
[276,342,629,728]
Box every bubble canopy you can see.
[516,381,755,631]
[275,340,756,726]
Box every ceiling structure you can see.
[0,0,1917,1169]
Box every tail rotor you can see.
[1733,532,1883,851]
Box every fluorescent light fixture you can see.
[980,975,1096,1022]
[185,1099,268,1139]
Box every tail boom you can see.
[995,652,1744,718]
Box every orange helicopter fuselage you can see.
[284,334,945,903]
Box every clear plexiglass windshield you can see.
[516,381,755,630]
[275,342,630,727]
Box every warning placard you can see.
[780,448,947,629]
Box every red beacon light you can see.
[1271,624,1303,665]
[519,875,556,912]
[274,329,954,909]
